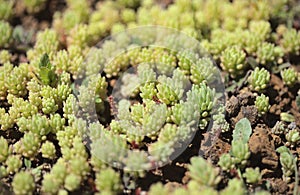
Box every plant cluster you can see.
[276,146,297,182]
[0,0,299,194]
[255,94,270,116]
[218,118,252,171]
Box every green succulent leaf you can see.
[24,158,31,169]
[38,53,57,86]
[232,118,252,143]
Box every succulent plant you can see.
[231,140,250,166]
[0,49,11,64]
[95,168,122,193]
[255,94,270,115]
[0,21,12,47]
[280,68,298,87]
[42,159,67,194]
[5,155,22,174]
[0,1,298,194]
[276,146,297,182]
[187,156,221,187]
[242,167,261,184]
[218,118,252,170]
[218,153,235,171]
[0,136,9,163]
[256,42,283,65]
[64,173,81,191]
[232,118,252,144]
[41,141,56,159]
[23,0,47,13]
[220,178,245,195]
[285,129,300,147]
[280,28,300,55]
[280,112,295,123]
[12,171,35,195]
[220,46,247,78]
[248,67,270,91]
[0,1,13,20]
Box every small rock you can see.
[248,126,278,169]
[270,178,288,194]
[233,106,258,125]
[237,92,255,106]
[226,96,239,117]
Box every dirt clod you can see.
[237,91,255,106]
[226,96,239,117]
[269,178,288,194]
[249,126,278,169]
[233,105,258,125]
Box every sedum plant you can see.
[255,42,283,65]
[12,171,35,195]
[0,0,299,194]
[0,0,13,20]
[255,94,270,116]
[248,67,270,92]
[276,146,297,182]
[16,132,41,159]
[218,153,235,172]
[230,140,250,166]
[5,155,22,174]
[280,112,295,123]
[280,67,298,87]
[0,136,9,163]
[0,20,12,47]
[23,0,47,13]
[280,28,300,55]
[41,159,67,194]
[219,118,252,170]
[242,167,261,184]
[148,182,170,195]
[220,178,245,195]
[95,168,122,194]
[271,121,287,135]
[248,20,271,41]
[27,29,59,61]
[64,173,81,191]
[220,46,247,78]
[187,156,221,187]
[285,129,300,147]
[41,141,56,159]
[190,57,218,84]
[0,49,11,64]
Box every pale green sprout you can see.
[12,171,35,195]
[95,168,122,193]
[41,141,56,159]
[218,153,235,171]
[5,155,22,174]
[220,46,246,78]
[280,112,295,123]
[276,146,297,182]
[281,68,298,87]
[255,94,270,115]
[285,129,300,147]
[248,67,270,92]
[243,167,261,184]
[220,178,245,195]
[0,136,9,163]
[0,21,12,47]
[187,156,221,187]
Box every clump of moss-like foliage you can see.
[0,0,300,194]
